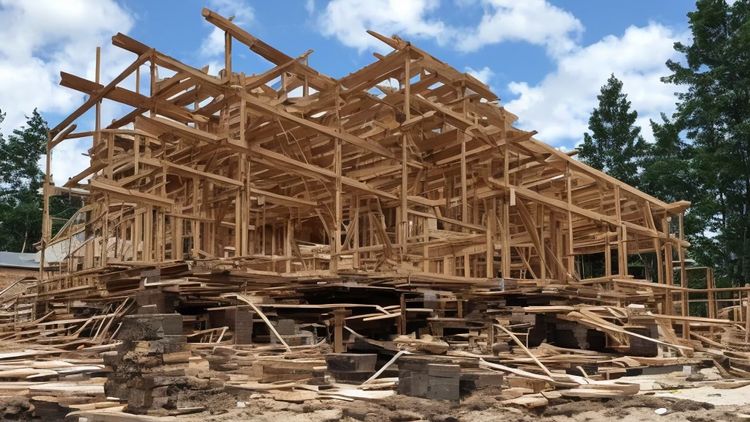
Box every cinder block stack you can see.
[325,353,377,382]
[459,369,504,395]
[103,312,217,415]
[398,357,430,398]
[398,357,461,402]
[425,364,461,401]
[272,318,315,346]
[398,356,503,402]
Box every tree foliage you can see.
[0,110,79,252]
[662,0,750,285]
[578,74,647,187]
[579,1,750,287]
[0,110,47,252]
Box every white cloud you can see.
[313,0,581,55]
[315,0,451,52]
[455,0,583,56]
[0,0,135,184]
[465,66,494,85]
[200,0,254,59]
[505,23,685,147]
[311,1,680,149]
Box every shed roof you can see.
[0,251,38,269]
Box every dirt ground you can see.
[0,374,747,421]
[176,389,748,422]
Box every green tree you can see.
[0,110,47,252]
[639,115,691,203]
[0,110,79,252]
[663,0,750,285]
[579,74,647,187]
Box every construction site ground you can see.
[1,377,745,421]
[0,336,745,422]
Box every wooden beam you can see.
[52,50,152,135]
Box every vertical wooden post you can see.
[539,205,546,281]
[149,60,157,117]
[460,133,468,224]
[173,216,183,259]
[708,268,716,319]
[663,217,674,314]
[400,51,411,260]
[549,212,559,280]
[95,45,105,270]
[654,239,663,285]
[271,224,277,258]
[234,189,242,257]
[94,46,101,146]
[501,146,511,278]
[285,218,293,273]
[565,164,575,274]
[614,186,627,276]
[487,316,496,347]
[40,130,52,281]
[146,205,154,262]
[399,294,407,335]
[620,224,628,276]
[332,136,342,272]
[224,31,232,79]
[678,212,689,336]
[604,223,612,277]
[352,195,360,269]
[192,177,200,258]
[135,66,140,95]
[486,199,496,278]
[333,308,347,353]
[102,195,109,266]
[303,57,310,97]
[239,75,249,256]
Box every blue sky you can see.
[122,1,693,101]
[0,0,697,183]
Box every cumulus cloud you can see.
[311,1,683,148]
[465,66,494,85]
[455,0,583,56]
[315,0,451,52]
[313,0,581,54]
[0,0,135,184]
[505,23,685,147]
[305,0,316,14]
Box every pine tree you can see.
[578,74,647,187]
[663,0,750,285]
[639,114,695,203]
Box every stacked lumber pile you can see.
[0,348,112,419]
[103,312,215,415]
[0,6,746,419]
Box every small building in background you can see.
[0,251,37,287]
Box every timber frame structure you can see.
[34,9,744,339]
[1,11,750,415]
